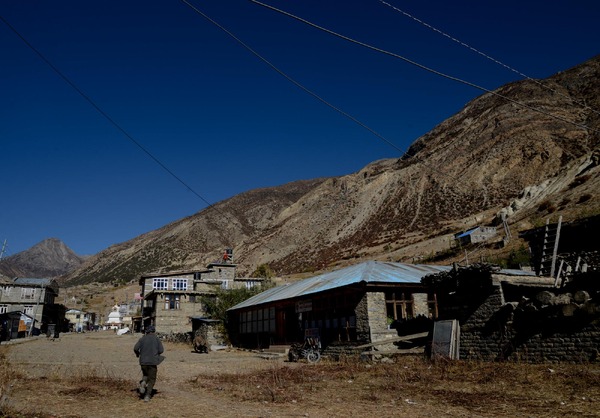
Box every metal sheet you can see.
[229,261,451,311]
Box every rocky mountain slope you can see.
[63,56,600,285]
[0,238,86,278]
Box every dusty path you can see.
[6,332,592,417]
[4,331,323,418]
[6,331,278,381]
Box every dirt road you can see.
[4,332,598,418]
[3,331,312,418]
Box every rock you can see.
[574,290,591,304]
[561,303,579,317]
[553,293,573,306]
[535,291,556,305]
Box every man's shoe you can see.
[138,380,147,395]
[144,395,151,402]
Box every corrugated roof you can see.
[229,261,452,311]
[455,227,480,239]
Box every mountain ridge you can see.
[53,55,600,284]
[0,238,86,278]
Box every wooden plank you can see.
[355,332,429,349]
[361,347,424,356]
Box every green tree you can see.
[506,245,531,269]
[252,263,274,279]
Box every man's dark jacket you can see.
[134,333,164,365]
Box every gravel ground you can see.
[3,331,310,418]
[7,331,591,418]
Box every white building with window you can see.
[105,305,124,330]
[65,308,92,332]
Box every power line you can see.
[249,0,598,136]
[378,0,600,117]
[0,14,235,247]
[179,0,484,190]
[179,0,402,155]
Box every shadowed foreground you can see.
[1,332,599,417]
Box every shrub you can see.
[568,174,591,189]
[537,200,556,213]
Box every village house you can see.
[227,261,451,351]
[424,263,600,362]
[454,226,497,246]
[520,214,600,277]
[104,302,140,331]
[0,277,62,339]
[139,252,263,334]
[65,308,95,332]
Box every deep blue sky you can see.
[1,0,598,256]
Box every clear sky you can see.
[1,0,598,256]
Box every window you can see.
[239,308,276,334]
[164,294,180,310]
[385,292,414,321]
[171,278,188,291]
[21,288,35,300]
[24,305,34,315]
[427,293,438,319]
[0,305,7,314]
[0,286,11,296]
[153,278,168,290]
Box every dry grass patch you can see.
[0,347,135,417]
[187,355,600,415]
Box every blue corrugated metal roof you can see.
[455,227,480,239]
[229,261,452,311]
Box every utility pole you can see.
[501,213,512,243]
[0,240,7,260]
[29,285,45,337]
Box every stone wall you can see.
[458,285,600,363]
[365,292,397,350]
[354,293,370,343]
[355,292,397,347]
[155,295,204,334]
[413,293,430,317]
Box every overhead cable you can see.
[180,0,403,155]
[378,0,600,117]
[179,0,479,190]
[249,0,598,136]
[0,14,235,247]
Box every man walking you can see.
[133,325,164,402]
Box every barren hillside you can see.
[62,56,600,285]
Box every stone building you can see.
[65,308,94,332]
[227,261,450,350]
[454,226,497,246]
[0,277,61,335]
[139,257,262,334]
[426,264,600,362]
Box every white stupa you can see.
[105,304,123,329]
